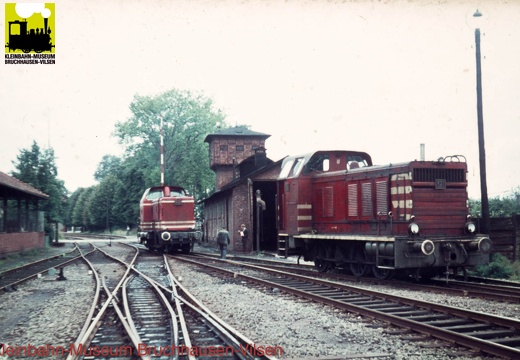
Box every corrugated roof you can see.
[0,171,49,199]
[204,125,270,142]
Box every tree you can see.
[94,155,122,182]
[113,88,225,201]
[469,188,520,218]
[11,141,68,226]
[66,187,85,228]
[87,175,123,232]
[71,187,95,230]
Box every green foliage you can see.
[87,175,123,232]
[469,188,520,217]
[71,187,95,230]
[64,87,224,231]
[11,141,68,223]
[472,253,514,279]
[94,155,122,182]
[113,88,223,201]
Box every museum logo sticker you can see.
[4,3,55,64]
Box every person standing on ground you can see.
[217,226,230,259]
[239,224,249,253]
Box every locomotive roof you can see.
[279,150,372,168]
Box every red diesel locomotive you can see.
[138,185,202,253]
[277,150,492,279]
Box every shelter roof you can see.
[204,125,270,143]
[200,157,284,204]
[0,171,49,199]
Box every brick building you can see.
[202,126,283,252]
[0,171,48,255]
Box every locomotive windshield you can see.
[279,157,305,179]
[145,189,163,200]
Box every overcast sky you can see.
[1,0,519,199]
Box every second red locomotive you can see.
[277,150,492,279]
[138,185,202,253]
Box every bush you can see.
[472,253,514,279]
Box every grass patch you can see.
[471,253,517,280]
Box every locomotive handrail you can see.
[443,154,467,162]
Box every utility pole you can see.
[473,9,491,234]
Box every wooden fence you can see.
[475,215,520,262]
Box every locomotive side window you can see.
[347,155,370,170]
[303,154,329,175]
[10,23,21,35]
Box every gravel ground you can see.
[0,261,94,359]
[168,257,507,360]
[0,242,512,360]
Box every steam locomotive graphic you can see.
[6,18,54,53]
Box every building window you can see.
[220,145,228,151]
[236,145,244,151]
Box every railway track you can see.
[126,244,277,360]
[0,244,90,291]
[194,252,520,303]
[69,243,275,360]
[69,246,141,360]
[63,233,127,241]
[174,254,520,359]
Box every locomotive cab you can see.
[277,150,372,254]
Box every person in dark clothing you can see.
[217,226,230,259]
[239,224,249,253]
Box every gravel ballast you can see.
[169,257,507,360]
[0,242,513,359]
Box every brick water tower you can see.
[204,126,270,191]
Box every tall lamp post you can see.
[473,9,491,234]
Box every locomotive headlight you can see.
[465,221,476,234]
[408,222,420,235]
[161,231,171,241]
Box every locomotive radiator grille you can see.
[413,168,465,183]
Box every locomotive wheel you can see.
[22,48,31,53]
[350,245,368,277]
[181,244,191,254]
[314,258,330,273]
[372,265,394,280]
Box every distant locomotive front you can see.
[138,185,202,253]
[277,150,492,279]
